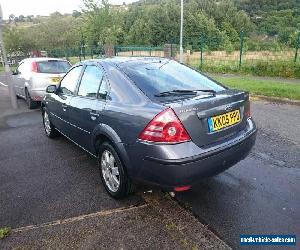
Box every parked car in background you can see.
[42,57,257,199]
[12,58,71,109]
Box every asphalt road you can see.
[0,74,299,249]
[0,81,144,229]
[176,100,300,248]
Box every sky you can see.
[0,0,138,19]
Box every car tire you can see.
[42,108,59,138]
[25,89,38,109]
[98,142,134,199]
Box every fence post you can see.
[239,31,244,69]
[294,32,300,63]
[171,38,176,58]
[79,46,81,62]
[200,34,205,68]
[83,43,86,60]
[65,48,69,60]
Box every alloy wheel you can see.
[43,111,51,135]
[101,150,120,193]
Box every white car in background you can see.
[12,58,71,109]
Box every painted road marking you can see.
[12,204,149,233]
[0,81,8,87]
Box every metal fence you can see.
[182,32,300,68]
[4,31,300,78]
[115,46,165,57]
[113,32,300,77]
[47,45,104,62]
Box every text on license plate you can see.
[51,77,61,83]
[208,110,241,132]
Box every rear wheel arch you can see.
[25,87,38,109]
[24,82,30,94]
[92,126,132,176]
[92,124,122,154]
[94,134,112,155]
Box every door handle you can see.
[90,112,99,117]
[90,111,100,120]
[62,104,68,111]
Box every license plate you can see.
[208,110,241,132]
[51,77,61,83]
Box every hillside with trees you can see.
[3,0,300,56]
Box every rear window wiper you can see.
[154,89,216,97]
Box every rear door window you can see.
[59,66,83,95]
[77,65,104,98]
[98,78,109,100]
[37,60,71,74]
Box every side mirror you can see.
[46,85,57,94]
[98,91,108,100]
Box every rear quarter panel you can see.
[97,63,164,145]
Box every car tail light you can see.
[138,108,191,143]
[31,61,38,72]
[174,185,191,192]
[245,101,251,118]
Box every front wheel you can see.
[98,142,134,199]
[42,109,59,138]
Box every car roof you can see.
[78,57,171,68]
[21,57,69,63]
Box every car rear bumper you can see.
[30,89,46,101]
[127,118,257,191]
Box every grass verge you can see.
[0,227,11,239]
[191,60,300,79]
[0,66,17,73]
[213,76,300,100]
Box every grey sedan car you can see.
[41,57,257,199]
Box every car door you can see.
[68,64,108,152]
[12,61,27,98]
[47,65,83,137]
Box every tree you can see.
[37,15,80,50]
[8,14,15,23]
[2,0,298,55]
[124,0,180,46]
[3,26,22,54]
[18,15,25,22]
[26,15,34,22]
[72,10,81,18]
[50,11,62,17]
[3,26,38,56]
[126,18,151,45]
[82,0,124,45]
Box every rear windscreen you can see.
[37,61,71,74]
[121,60,225,98]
